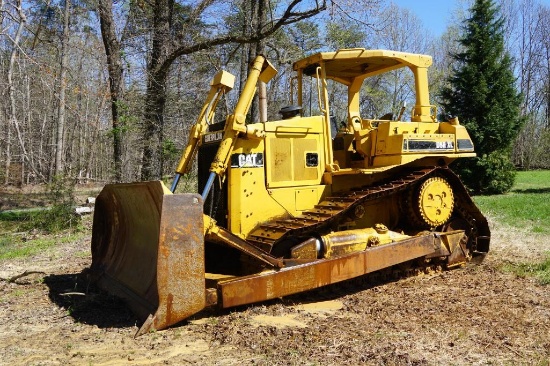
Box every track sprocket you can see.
[412,176,454,228]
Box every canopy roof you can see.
[293,49,432,82]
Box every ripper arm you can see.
[170,70,235,192]
[201,55,277,200]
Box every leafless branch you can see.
[162,0,327,74]
[1,270,46,284]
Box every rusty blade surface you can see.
[137,193,205,336]
[217,233,439,308]
[90,181,206,336]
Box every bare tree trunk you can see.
[141,0,171,181]
[20,159,24,187]
[23,72,31,185]
[4,0,15,185]
[546,56,550,130]
[238,1,252,95]
[39,111,48,175]
[141,69,168,180]
[98,0,125,182]
[0,0,4,25]
[1,2,8,184]
[5,97,11,185]
[257,0,268,123]
[247,0,259,122]
[7,0,43,183]
[87,92,107,181]
[55,0,71,176]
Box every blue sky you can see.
[390,0,550,37]
[388,0,464,37]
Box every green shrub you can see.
[21,176,81,233]
[454,150,516,194]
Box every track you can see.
[247,166,490,255]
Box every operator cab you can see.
[291,49,475,172]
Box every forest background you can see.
[1,0,549,187]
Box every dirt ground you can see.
[1,213,549,365]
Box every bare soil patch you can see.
[1,216,549,365]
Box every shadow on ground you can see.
[43,258,479,332]
[44,271,137,329]
[43,267,395,332]
[512,187,550,194]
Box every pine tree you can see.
[441,0,523,194]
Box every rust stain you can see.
[218,234,436,309]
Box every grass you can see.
[473,170,550,285]
[0,231,86,260]
[473,170,550,234]
[502,255,550,285]
[0,179,92,260]
[0,211,85,260]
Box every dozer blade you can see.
[90,181,205,336]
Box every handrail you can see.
[315,66,326,114]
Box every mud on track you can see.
[1,217,549,365]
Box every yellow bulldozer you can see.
[90,49,490,336]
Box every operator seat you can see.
[279,105,302,119]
